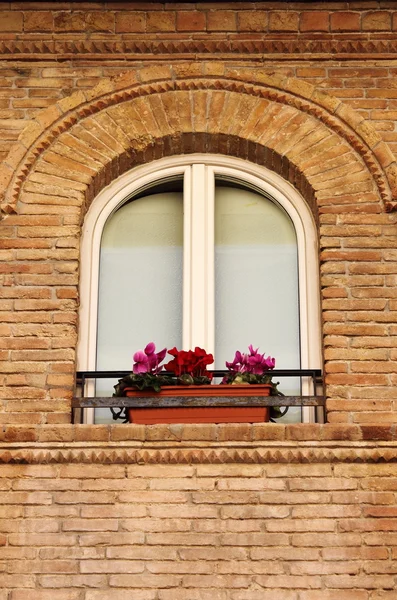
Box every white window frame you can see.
[77,154,321,423]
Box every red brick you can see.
[115,12,145,33]
[269,11,299,32]
[54,12,85,32]
[74,425,110,442]
[300,12,329,32]
[0,12,23,31]
[176,11,205,31]
[24,11,53,32]
[207,10,237,31]
[362,11,391,31]
[83,12,113,33]
[330,12,361,31]
[146,11,175,32]
[238,11,268,32]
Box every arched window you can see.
[78,156,321,424]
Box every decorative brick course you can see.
[0,431,396,596]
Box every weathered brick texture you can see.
[1,4,397,155]
[0,2,397,595]
[1,58,397,424]
[0,4,395,423]
[0,427,396,598]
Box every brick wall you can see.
[1,59,397,425]
[2,3,397,157]
[1,2,397,597]
[0,424,397,599]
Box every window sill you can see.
[0,423,395,444]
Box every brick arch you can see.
[73,129,320,225]
[1,66,396,424]
[0,66,396,219]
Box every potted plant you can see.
[221,345,286,421]
[112,343,285,424]
[113,343,173,396]
[113,343,214,398]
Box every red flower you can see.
[164,347,214,379]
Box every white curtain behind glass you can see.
[95,191,183,423]
[215,184,301,423]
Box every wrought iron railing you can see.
[73,369,325,423]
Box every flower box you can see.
[112,343,283,424]
[125,384,271,424]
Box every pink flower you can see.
[265,356,276,370]
[144,342,156,356]
[155,347,167,364]
[132,342,167,374]
[226,346,275,376]
[226,350,248,373]
[133,350,149,374]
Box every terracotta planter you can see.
[127,406,269,424]
[124,384,271,424]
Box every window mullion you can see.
[183,164,214,353]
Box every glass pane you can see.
[215,182,301,423]
[95,187,183,423]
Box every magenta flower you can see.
[226,350,248,373]
[248,350,273,374]
[132,342,167,374]
[248,345,259,356]
[265,356,276,370]
[155,347,167,364]
[133,350,150,374]
[226,345,275,376]
[145,342,156,355]
[144,343,158,371]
